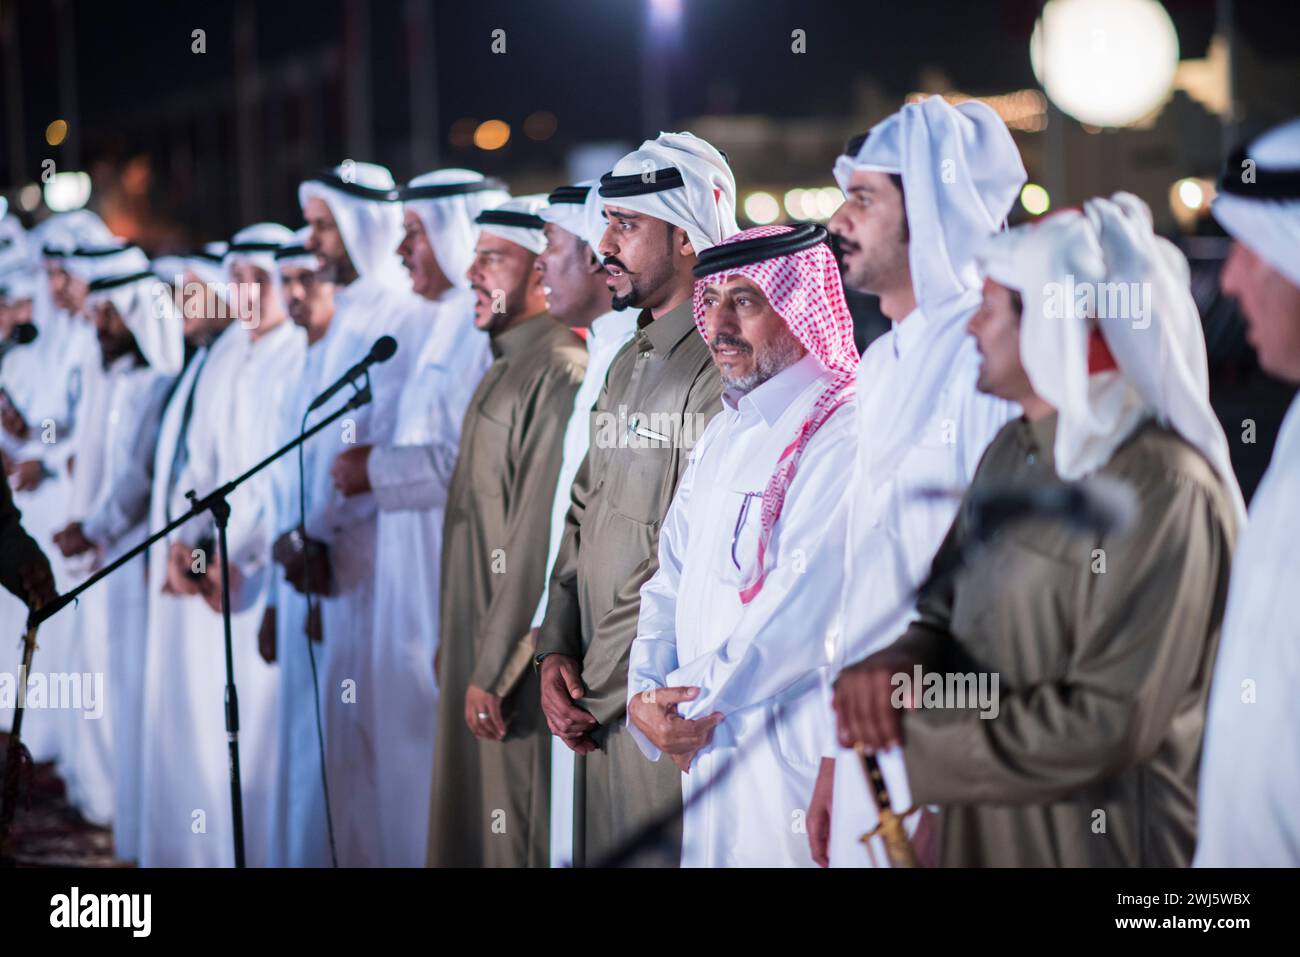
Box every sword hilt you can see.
[854,742,920,868]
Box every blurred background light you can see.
[473,119,511,151]
[43,170,92,211]
[743,191,779,224]
[18,182,42,211]
[523,111,557,141]
[45,118,69,146]
[1020,182,1051,215]
[1031,0,1180,127]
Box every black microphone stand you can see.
[23,377,373,868]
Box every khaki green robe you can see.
[538,298,723,866]
[893,413,1238,867]
[428,313,586,868]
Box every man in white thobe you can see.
[138,224,305,867]
[262,230,337,867]
[327,169,501,866]
[135,247,236,864]
[280,161,427,865]
[1196,118,1300,866]
[626,224,860,867]
[0,213,114,771]
[803,97,1027,867]
[527,180,636,866]
[51,247,182,859]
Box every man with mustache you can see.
[805,97,1025,867]
[287,161,426,865]
[1196,118,1300,866]
[534,132,735,866]
[837,194,1242,866]
[428,197,587,867]
[625,224,860,866]
[330,169,499,866]
[530,181,637,866]
[141,223,305,867]
[261,230,337,867]
[54,245,181,861]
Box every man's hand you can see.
[19,556,57,611]
[539,653,598,754]
[196,553,241,614]
[626,685,722,774]
[10,460,45,492]
[273,528,332,596]
[330,445,373,497]
[0,401,28,440]
[52,521,95,558]
[807,756,835,867]
[258,607,277,663]
[465,684,506,740]
[831,647,922,752]
[163,541,202,596]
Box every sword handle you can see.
[854,742,920,868]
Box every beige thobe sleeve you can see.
[470,362,584,694]
[897,468,1233,807]
[582,371,722,725]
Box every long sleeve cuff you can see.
[625,635,680,762]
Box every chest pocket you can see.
[718,487,764,588]
[609,442,675,526]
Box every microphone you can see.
[913,475,1138,601]
[306,335,397,412]
[966,474,1139,540]
[0,323,38,359]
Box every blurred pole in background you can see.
[55,0,80,169]
[1,0,25,191]
[344,0,374,163]
[406,0,438,172]
[1217,0,1238,156]
[234,0,261,225]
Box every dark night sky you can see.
[11,0,1287,176]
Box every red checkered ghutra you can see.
[692,224,859,604]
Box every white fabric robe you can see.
[628,355,858,867]
[137,319,304,867]
[1195,394,1300,866]
[136,344,220,853]
[0,311,79,758]
[0,317,100,768]
[279,275,427,867]
[825,306,1016,868]
[528,309,637,867]
[362,286,489,866]
[265,323,345,868]
[60,353,172,857]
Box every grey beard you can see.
[722,337,806,394]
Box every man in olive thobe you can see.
[831,195,1243,866]
[428,199,587,867]
[535,133,737,866]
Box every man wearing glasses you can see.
[625,224,860,867]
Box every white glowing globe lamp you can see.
[43,171,92,213]
[1031,0,1180,128]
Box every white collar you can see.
[891,306,929,359]
[723,352,826,426]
